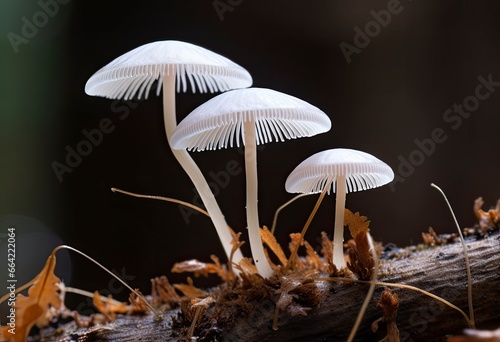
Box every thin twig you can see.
[53,245,163,320]
[314,277,472,328]
[430,183,475,328]
[111,187,209,217]
[271,193,310,234]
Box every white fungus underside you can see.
[173,110,330,149]
[84,41,252,100]
[170,88,332,149]
[285,149,394,194]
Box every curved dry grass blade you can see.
[431,183,475,328]
[111,187,209,217]
[271,193,310,234]
[53,245,162,320]
[314,277,472,328]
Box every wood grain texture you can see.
[46,235,500,342]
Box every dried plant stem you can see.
[52,245,163,320]
[111,187,209,217]
[270,193,309,235]
[188,305,204,338]
[430,183,475,328]
[314,277,472,328]
[285,181,331,271]
[347,232,379,342]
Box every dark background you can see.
[1,0,499,306]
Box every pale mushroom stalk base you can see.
[162,73,244,265]
[243,119,274,278]
[333,175,347,269]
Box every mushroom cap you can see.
[170,88,331,151]
[285,148,394,194]
[85,40,252,100]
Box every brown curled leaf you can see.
[346,230,374,280]
[261,225,288,266]
[372,288,400,342]
[174,277,207,298]
[151,276,180,308]
[474,197,500,233]
[344,209,370,239]
[1,254,61,342]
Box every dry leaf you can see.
[275,276,302,312]
[288,233,305,269]
[422,227,457,246]
[344,209,374,280]
[92,292,128,321]
[171,259,221,277]
[261,226,288,266]
[128,290,149,314]
[180,296,216,325]
[344,209,370,238]
[230,231,245,262]
[174,277,207,298]
[320,232,338,276]
[274,276,320,320]
[1,254,61,342]
[346,231,374,280]
[151,276,180,308]
[236,258,259,275]
[172,255,233,283]
[372,288,400,342]
[303,241,324,272]
[234,271,271,301]
[474,197,500,233]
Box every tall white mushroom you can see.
[285,148,394,269]
[170,88,331,278]
[85,40,252,264]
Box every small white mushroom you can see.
[170,88,331,278]
[285,148,394,269]
[85,40,252,265]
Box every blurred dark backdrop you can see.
[1,0,499,304]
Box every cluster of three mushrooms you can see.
[85,40,394,278]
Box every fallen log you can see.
[42,233,500,341]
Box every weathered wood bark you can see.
[46,235,500,342]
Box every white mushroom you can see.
[170,88,331,278]
[85,40,252,265]
[285,148,394,269]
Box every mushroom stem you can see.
[243,119,274,278]
[333,175,347,269]
[162,72,244,266]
